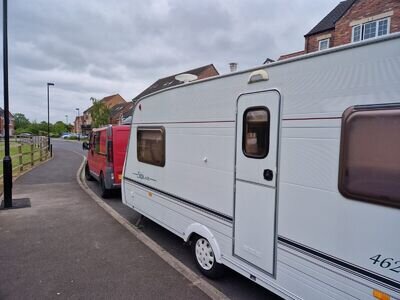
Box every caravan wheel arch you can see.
[184,223,222,263]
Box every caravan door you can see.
[234,90,280,275]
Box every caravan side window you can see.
[242,107,270,158]
[137,127,165,167]
[338,105,400,208]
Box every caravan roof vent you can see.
[175,73,198,83]
[248,69,269,84]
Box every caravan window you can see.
[137,127,165,167]
[243,107,270,158]
[339,105,400,208]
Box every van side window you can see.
[99,131,107,154]
[338,105,400,208]
[94,133,101,153]
[242,107,270,158]
[137,127,165,167]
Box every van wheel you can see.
[85,163,94,181]
[100,173,110,198]
[192,235,225,279]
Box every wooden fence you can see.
[0,135,50,182]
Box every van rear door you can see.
[112,127,130,184]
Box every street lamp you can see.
[65,114,68,125]
[76,108,80,141]
[2,0,12,208]
[47,82,55,152]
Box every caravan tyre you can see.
[192,236,225,279]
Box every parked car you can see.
[19,132,33,136]
[83,125,130,197]
[61,133,73,139]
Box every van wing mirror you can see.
[82,142,90,150]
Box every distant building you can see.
[132,64,219,102]
[0,107,14,136]
[278,0,400,60]
[81,94,126,133]
[110,102,135,125]
[74,115,84,134]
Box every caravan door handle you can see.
[263,169,273,181]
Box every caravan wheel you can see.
[192,236,224,279]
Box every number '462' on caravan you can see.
[122,33,400,299]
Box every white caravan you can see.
[122,34,400,299]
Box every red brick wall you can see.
[0,115,15,136]
[278,50,305,61]
[335,0,400,45]
[0,117,3,135]
[198,66,219,79]
[104,94,126,109]
[305,29,335,53]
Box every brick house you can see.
[81,94,126,133]
[132,64,219,102]
[73,116,84,134]
[278,0,400,60]
[0,107,14,136]
[109,102,135,125]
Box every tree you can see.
[13,113,30,129]
[53,121,68,136]
[90,97,110,128]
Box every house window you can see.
[352,18,390,42]
[242,107,270,158]
[338,104,400,208]
[318,38,330,51]
[377,18,389,36]
[137,127,165,167]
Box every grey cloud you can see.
[1,0,339,122]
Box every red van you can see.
[83,125,130,197]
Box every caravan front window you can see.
[242,107,270,158]
[339,105,400,208]
[137,127,165,167]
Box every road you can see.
[54,139,281,300]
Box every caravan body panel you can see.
[122,35,400,299]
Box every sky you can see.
[1,0,339,123]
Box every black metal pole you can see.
[2,0,12,208]
[47,83,50,150]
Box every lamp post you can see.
[76,108,80,141]
[65,114,68,125]
[2,0,12,208]
[47,82,54,152]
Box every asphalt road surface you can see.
[54,139,281,300]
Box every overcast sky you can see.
[1,0,339,123]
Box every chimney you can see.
[229,62,238,73]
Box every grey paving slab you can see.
[0,144,209,300]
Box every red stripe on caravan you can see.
[132,120,235,125]
[282,117,342,121]
[132,117,341,125]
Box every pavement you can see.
[0,143,210,299]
